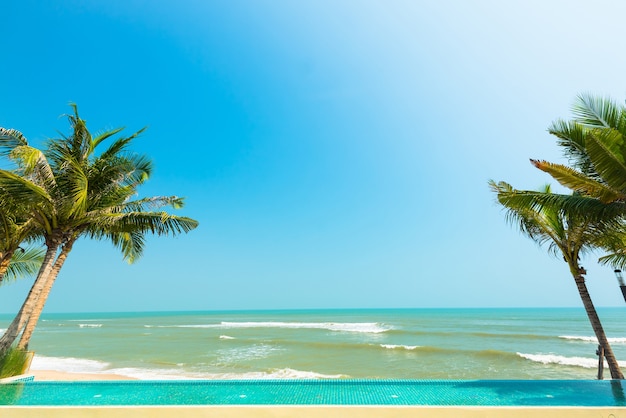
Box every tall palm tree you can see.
[490,181,624,379]
[0,106,198,353]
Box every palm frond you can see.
[490,180,626,263]
[2,247,45,284]
[598,251,626,270]
[494,187,626,226]
[548,119,596,175]
[98,127,147,161]
[0,128,28,157]
[573,93,622,128]
[64,104,92,161]
[530,159,623,203]
[490,181,566,253]
[584,128,626,194]
[0,170,54,207]
[98,212,199,235]
[117,196,186,212]
[105,230,146,264]
[64,157,89,216]
[89,127,125,153]
[9,145,57,190]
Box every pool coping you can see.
[0,375,34,384]
[1,405,625,418]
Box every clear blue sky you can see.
[2,0,626,312]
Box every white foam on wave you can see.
[173,321,390,334]
[380,344,420,350]
[517,352,626,369]
[107,367,347,380]
[219,335,235,340]
[29,354,189,380]
[79,324,103,328]
[30,355,110,373]
[107,367,205,380]
[250,368,346,379]
[67,319,108,322]
[29,354,347,380]
[559,335,626,344]
[215,344,282,364]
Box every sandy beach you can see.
[30,370,137,381]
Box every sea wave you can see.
[380,344,420,350]
[559,335,626,344]
[31,354,346,380]
[214,344,283,364]
[161,321,390,333]
[31,355,110,373]
[67,319,108,322]
[517,352,626,369]
[471,332,554,341]
[254,368,346,379]
[107,367,346,380]
[219,335,235,340]
[107,367,205,380]
[78,324,103,328]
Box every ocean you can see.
[1,308,625,380]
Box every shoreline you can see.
[31,369,138,381]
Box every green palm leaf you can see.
[548,119,595,175]
[89,127,126,153]
[584,128,626,194]
[0,170,54,207]
[573,94,621,128]
[530,160,622,202]
[0,128,28,157]
[2,247,45,284]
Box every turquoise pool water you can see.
[1,380,625,406]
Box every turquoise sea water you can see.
[1,308,625,380]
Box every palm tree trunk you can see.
[0,242,60,356]
[17,240,74,350]
[572,267,624,379]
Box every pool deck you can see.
[1,405,625,417]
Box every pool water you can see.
[1,380,626,406]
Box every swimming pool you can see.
[0,379,625,407]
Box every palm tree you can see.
[490,181,624,379]
[0,106,199,353]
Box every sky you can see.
[2,0,626,312]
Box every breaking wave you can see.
[107,367,346,380]
[517,352,626,369]
[380,344,420,350]
[30,354,346,380]
[559,335,626,344]
[31,355,110,373]
[166,321,390,334]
